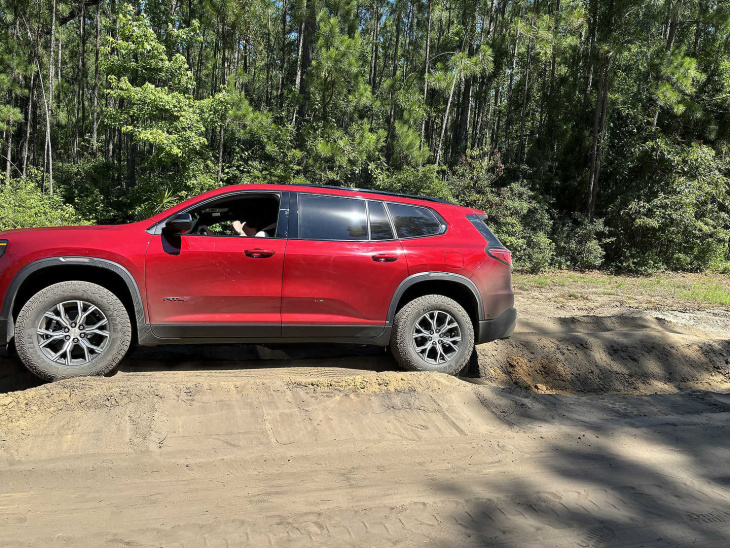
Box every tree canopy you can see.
[0,0,729,272]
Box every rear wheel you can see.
[14,281,132,381]
[390,294,474,375]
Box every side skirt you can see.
[140,324,391,347]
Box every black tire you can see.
[14,281,132,381]
[390,294,474,375]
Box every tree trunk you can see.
[653,0,684,127]
[369,5,380,88]
[22,70,35,176]
[49,0,56,118]
[587,54,610,221]
[5,107,12,182]
[436,74,459,166]
[277,0,288,108]
[504,28,520,153]
[420,0,432,152]
[265,9,272,107]
[386,10,402,160]
[36,58,53,193]
[92,0,101,150]
[517,36,533,163]
[295,0,316,128]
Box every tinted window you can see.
[299,194,368,241]
[387,203,444,238]
[368,201,394,240]
[466,214,503,246]
[185,194,280,237]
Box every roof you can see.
[288,184,454,205]
[147,183,459,224]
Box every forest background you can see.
[1,0,729,273]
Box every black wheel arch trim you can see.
[387,272,485,325]
[0,256,151,345]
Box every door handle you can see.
[372,253,398,263]
[245,249,276,258]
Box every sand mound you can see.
[479,315,730,394]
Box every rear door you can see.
[281,193,407,338]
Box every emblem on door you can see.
[163,296,189,302]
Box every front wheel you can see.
[390,295,474,375]
[14,281,132,381]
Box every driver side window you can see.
[186,193,281,238]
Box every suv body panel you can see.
[0,184,516,348]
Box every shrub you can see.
[552,215,607,270]
[446,150,555,272]
[607,139,730,272]
[0,174,89,230]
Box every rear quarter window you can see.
[466,214,503,247]
[387,203,445,239]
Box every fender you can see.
[0,256,151,345]
[386,271,485,325]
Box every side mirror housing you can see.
[163,213,193,234]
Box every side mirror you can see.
[163,213,193,234]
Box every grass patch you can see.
[677,284,730,306]
[514,270,730,307]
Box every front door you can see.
[145,192,287,339]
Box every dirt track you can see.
[1,284,730,546]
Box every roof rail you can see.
[289,184,454,205]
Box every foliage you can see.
[100,6,223,218]
[0,0,729,273]
[0,173,88,231]
[552,215,607,271]
[447,150,555,273]
[608,139,730,272]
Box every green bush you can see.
[0,174,89,230]
[607,139,730,272]
[552,215,607,270]
[446,150,555,272]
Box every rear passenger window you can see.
[387,203,444,239]
[368,201,394,240]
[299,194,368,241]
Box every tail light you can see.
[487,247,512,267]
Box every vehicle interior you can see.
[187,193,280,237]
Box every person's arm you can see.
[231,220,245,236]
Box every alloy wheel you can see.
[36,300,110,366]
[412,310,462,365]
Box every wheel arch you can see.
[2,257,149,344]
[388,272,484,333]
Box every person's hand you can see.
[231,220,243,235]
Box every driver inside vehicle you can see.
[198,219,267,237]
[189,194,280,238]
[231,220,268,238]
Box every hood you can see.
[0,225,122,238]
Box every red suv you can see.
[0,184,515,380]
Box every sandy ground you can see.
[1,281,729,546]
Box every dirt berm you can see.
[481,311,730,394]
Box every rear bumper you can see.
[477,307,516,344]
